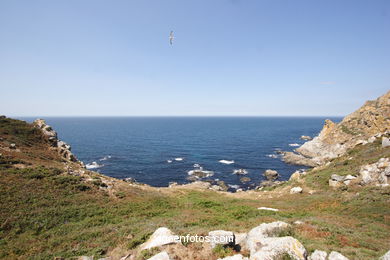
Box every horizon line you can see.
[9,115,345,118]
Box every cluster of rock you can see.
[282,91,390,167]
[328,157,389,188]
[33,119,78,163]
[116,221,361,260]
[360,158,390,186]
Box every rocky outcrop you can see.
[33,119,78,162]
[328,174,357,188]
[263,169,279,181]
[309,250,327,260]
[290,186,303,194]
[147,251,172,260]
[285,91,390,166]
[359,158,390,186]
[380,250,390,260]
[218,254,248,260]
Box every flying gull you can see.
[169,31,174,45]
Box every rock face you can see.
[33,119,78,162]
[285,91,390,166]
[282,151,319,167]
[359,158,390,186]
[140,227,180,250]
[383,137,390,148]
[329,174,357,187]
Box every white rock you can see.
[234,233,247,247]
[309,250,327,260]
[368,136,376,143]
[328,251,349,260]
[208,230,235,248]
[382,137,390,148]
[380,250,390,260]
[245,221,290,255]
[147,251,171,260]
[293,221,304,225]
[290,187,303,194]
[250,236,307,260]
[218,254,248,260]
[257,207,279,212]
[140,227,180,250]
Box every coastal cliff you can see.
[284,91,390,167]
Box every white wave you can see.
[175,157,184,161]
[193,163,201,168]
[267,154,278,159]
[233,169,248,175]
[187,169,214,178]
[167,159,173,163]
[228,184,240,189]
[289,143,300,147]
[99,155,112,161]
[86,161,104,169]
[219,159,235,165]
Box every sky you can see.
[0,0,389,117]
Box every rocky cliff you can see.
[284,90,390,166]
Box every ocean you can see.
[22,117,341,191]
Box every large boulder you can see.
[290,187,303,194]
[380,250,390,260]
[140,227,180,250]
[249,236,307,260]
[208,230,235,248]
[147,251,171,260]
[328,251,349,260]
[263,170,279,181]
[308,250,327,260]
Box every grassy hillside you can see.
[0,117,389,259]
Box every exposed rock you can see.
[140,227,180,250]
[289,170,307,181]
[380,250,390,260]
[240,177,251,183]
[244,221,290,254]
[123,177,137,183]
[9,143,16,149]
[250,236,307,260]
[234,233,247,247]
[359,158,390,185]
[147,251,171,260]
[217,180,229,191]
[367,136,376,143]
[168,182,178,187]
[329,174,357,187]
[33,119,78,162]
[233,169,248,175]
[210,185,223,191]
[328,251,349,260]
[309,250,327,260]
[263,169,279,181]
[208,230,235,248]
[294,91,390,166]
[282,152,319,167]
[290,186,303,194]
[300,135,312,140]
[218,254,248,260]
[383,137,390,148]
[187,168,214,178]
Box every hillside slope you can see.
[0,116,389,260]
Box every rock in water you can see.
[264,169,279,181]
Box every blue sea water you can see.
[22,117,341,190]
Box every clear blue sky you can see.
[0,0,389,116]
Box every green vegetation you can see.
[0,117,389,259]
